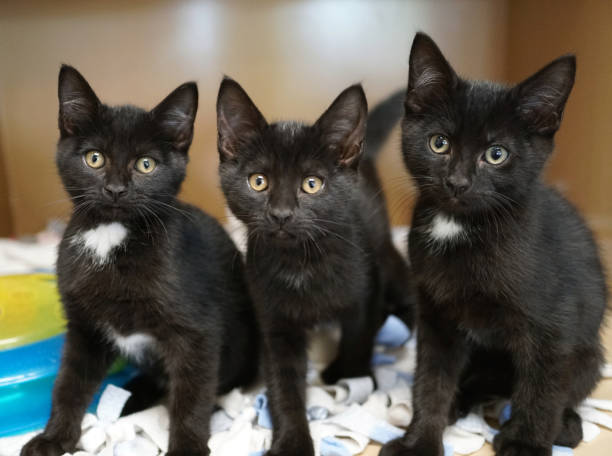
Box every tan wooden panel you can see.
[506,0,612,225]
[0,136,12,237]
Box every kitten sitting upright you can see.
[216,79,415,455]
[21,66,258,456]
[381,33,607,456]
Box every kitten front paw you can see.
[493,433,551,456]
[379,436,443,456]
[554,408,582,448]
[20,435,70,456]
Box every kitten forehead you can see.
[272,121,305,139]
[422,79,513,139]
[462,80,509,113]
[467,79,508,93]
[108,105,150,131]
[244,120,331,165]
[73,222,128,265]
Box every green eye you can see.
[249,174,268,191]
[484,146,509,165]
[429,135,450,154]
[135,157,157,174]
[84,151,105,169]
[302,176,323,194]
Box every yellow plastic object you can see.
[0,274,66,350]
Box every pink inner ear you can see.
[339,140,364,167]
[217,111,241,159]
[405,90,424,113]
[60,113,75,135]
[218,134,235,159]
[518,107,561,135]
[174,129,191,151]
[59,93,99,135]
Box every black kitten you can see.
[216,78,415,455]
[21,66,258,456]
[381,33,607,456]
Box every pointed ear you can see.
[514,55,576,135]
[216,77,267,161]
[314,84,367,167]
[406,32,457,113]
[151,82,198,152]
[58,65,101,136]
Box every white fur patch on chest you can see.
[106,328,156,362]
[73,222,128,265]
[429,213,465,242]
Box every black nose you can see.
[103,183,127,202]
[444,175,470,196]
[269,207,293,226]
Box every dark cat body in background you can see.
[381,33,607,456]
[216,78,415,455]
[21,66,258,456]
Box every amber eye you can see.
[302,176,323,194]
[135,157,157,174]
[248,174,268,191]
[84,151,105,169]
[429,135,450,154]
[484,146,509,165]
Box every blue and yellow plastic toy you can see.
[0,274,136,437]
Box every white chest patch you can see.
[429,213,465,242]
[107,329,156,362]
[73,222,128,265]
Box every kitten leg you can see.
[552,346,603,448]
[493,345,570,456]
[164,334,219,456]
[21,325,115,456]
[380,307,468,456]
[263,324,314,456]
[321,294,382,384]
[449,348,514,423]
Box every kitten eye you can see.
[429,135,450,154]
[484,146,509,165]
[249,174,268,192]
[84,151,105,169]
[135,157,157,174]
[302,176,323,194]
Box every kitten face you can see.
[402,33,575,216]
[56,65,197,222]
[216,78,367,244]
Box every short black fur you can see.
[21,66,258,456]
[216,78,415,456]
[381,33,607,456]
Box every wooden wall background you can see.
[0,133,12,236]
[1,0,610,239]
[506,0,612,239]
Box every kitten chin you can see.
[266,228,298,242]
